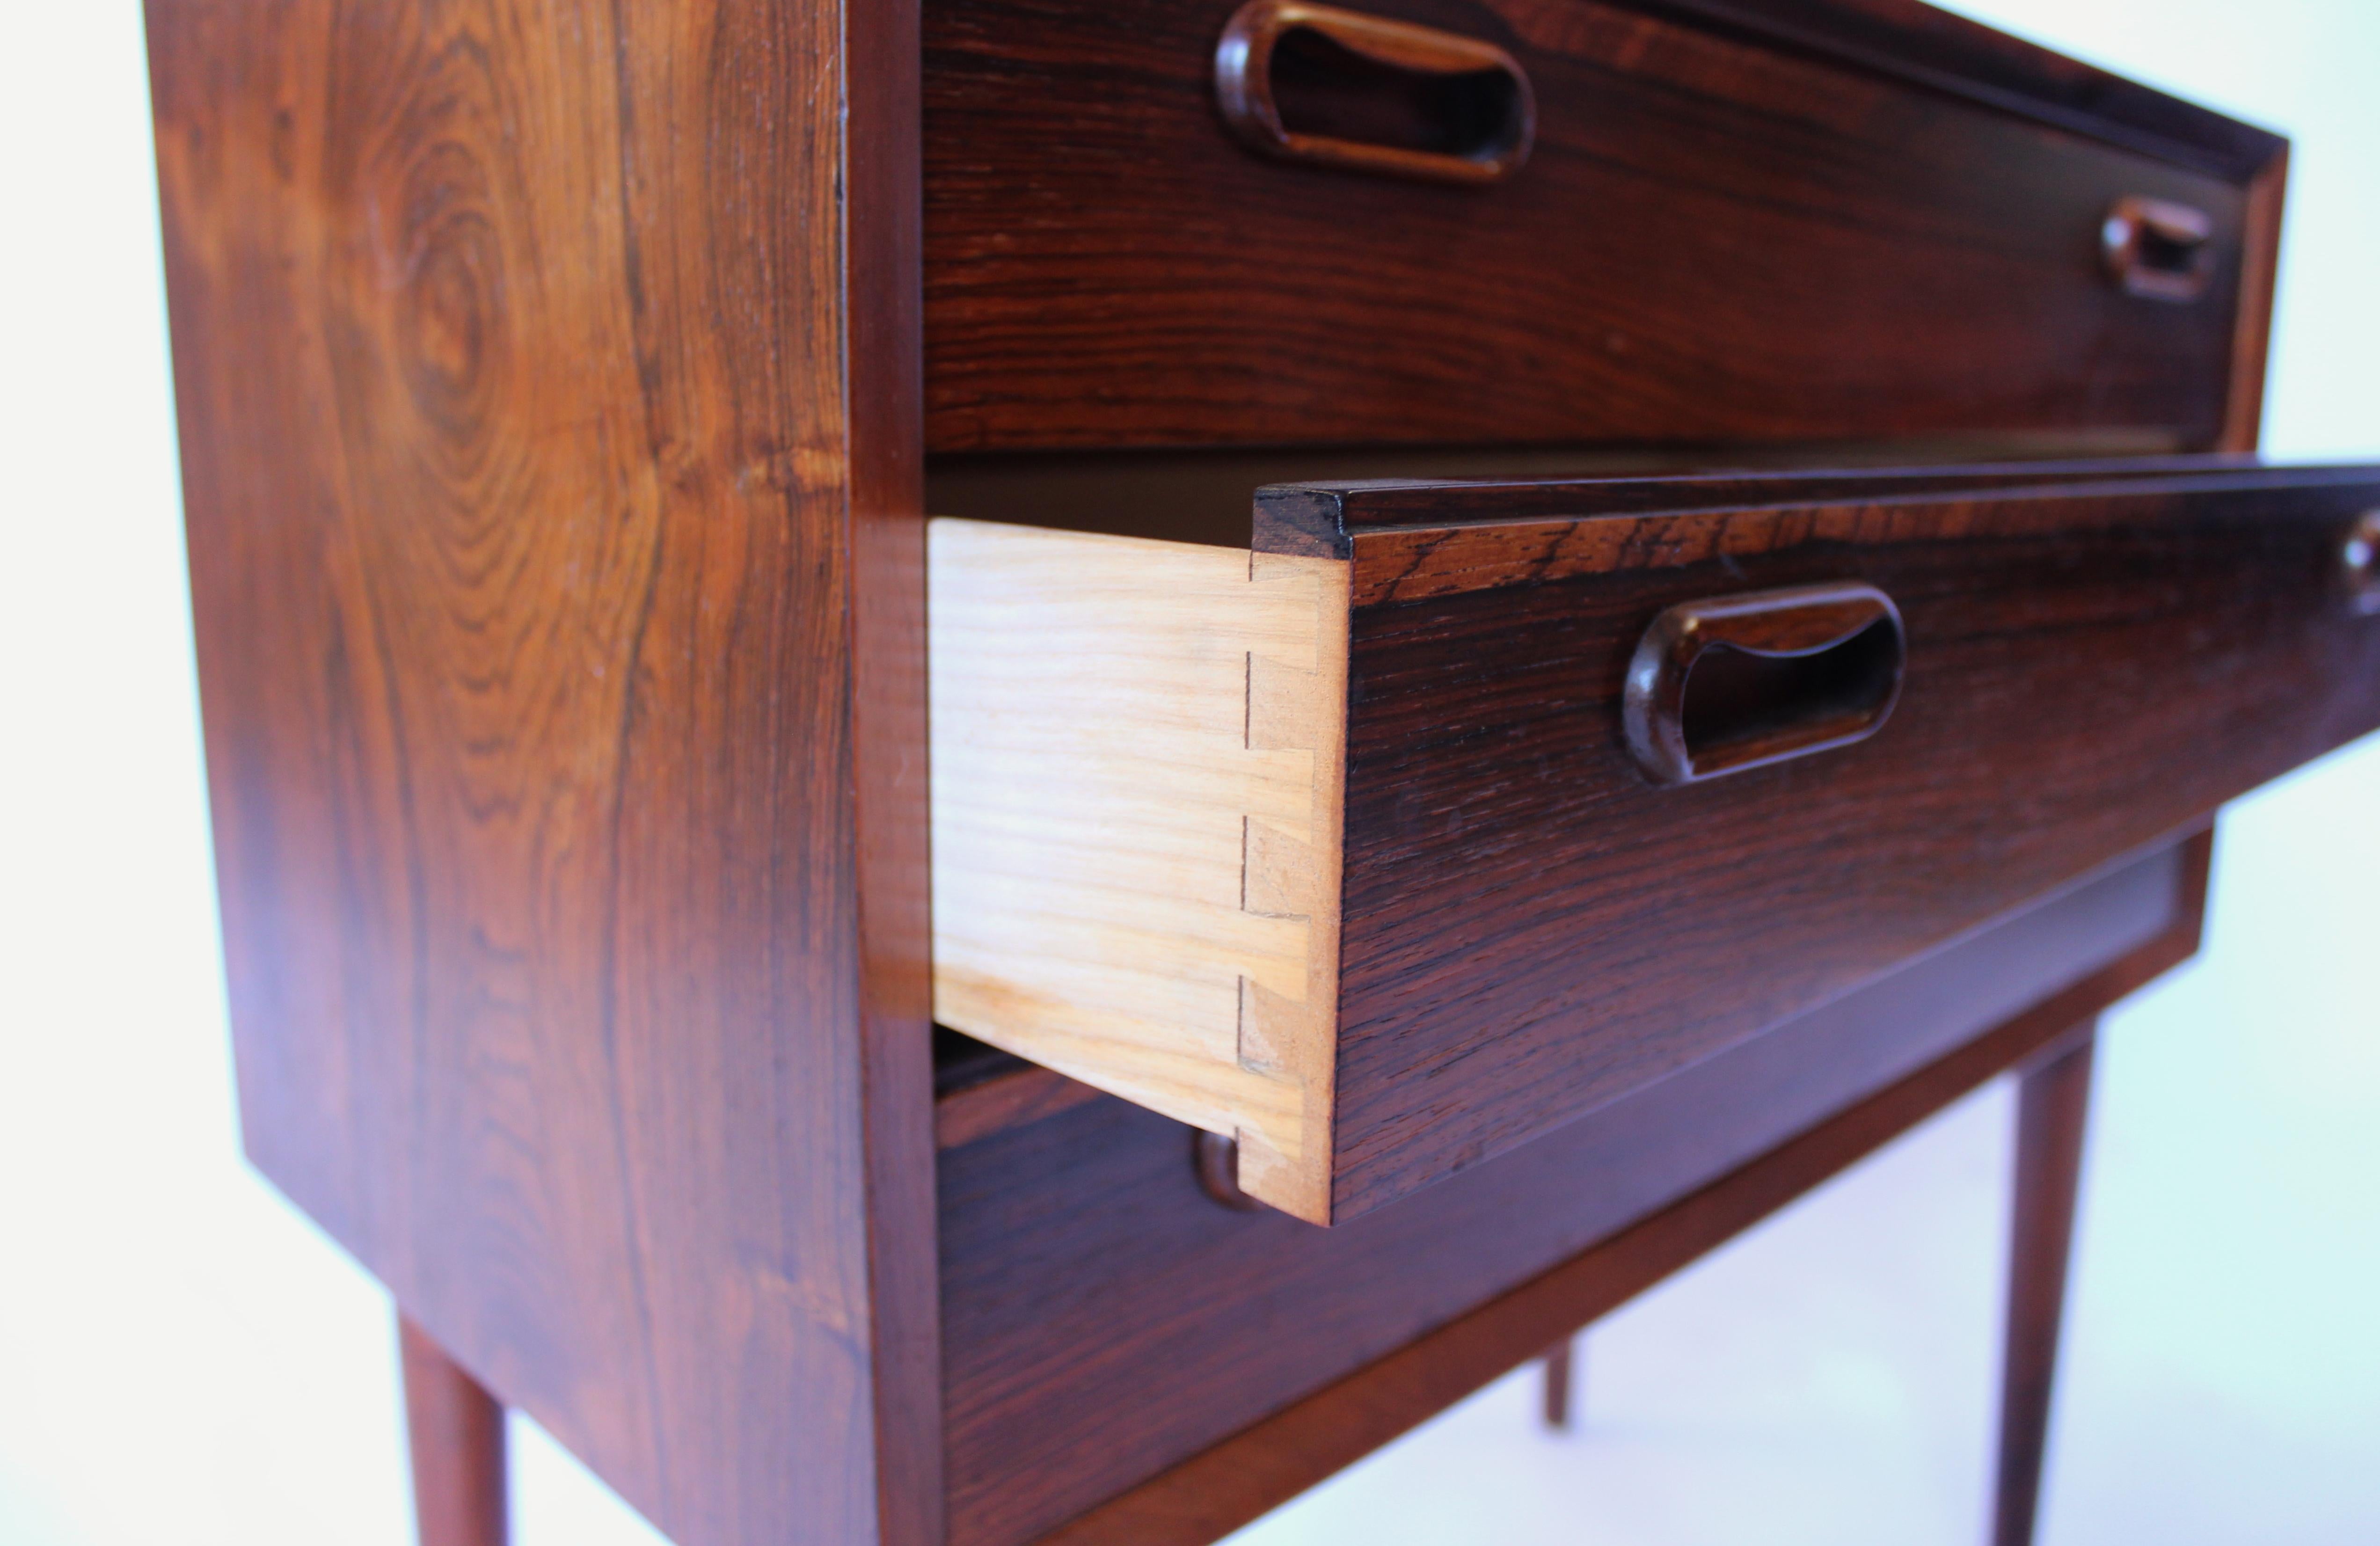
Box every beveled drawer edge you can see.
[1611,0,2284,182]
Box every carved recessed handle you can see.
[1214,0,1536,185]
[1624,581,1906,786]
[2344,511,2380,616]
[1194,1131,1268,1211]
[2102,196,2215,303]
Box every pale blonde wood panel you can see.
[928,518,1350,1222]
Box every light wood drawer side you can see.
[928,518,1350,1222]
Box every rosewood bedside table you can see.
[141,0,2380,1543]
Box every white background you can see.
[0,2,2372,1543]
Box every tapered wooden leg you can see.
[1540,1336,1578,1430]
[1991,1024,2096,1546]
[399,1313,509,1546]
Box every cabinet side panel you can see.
[142,1,936,1541]
[847,0,945,1526]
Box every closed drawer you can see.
[940,839,2203,1546]
[922,0,2278,453]
[929,462,2380,1223]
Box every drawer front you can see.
[1295,464,2380,1216]
[933,463,2380,1225]
[922,0,2270,452]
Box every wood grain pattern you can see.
[924,0,2258,452]
[1349,472,2376,603]
[1304,465,2380,1217]
[928,518,1350,1220]
[849,0,946,1528]
[923,441,2234,555]
[1253,456,2270,551]
[143,2,938,1542]
[1592,0,2281,180]
[148,0,2319,1537]
[941,837,2206,1546]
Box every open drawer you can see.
[929,462,2380,1223]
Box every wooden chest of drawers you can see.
[140,0,2373,1543]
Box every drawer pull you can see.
[1214,0,1535,185]
[2103,196,2214,302]
[1195,1132,1267,1212]
[2346,511,2380,616]
[1624,582,1905,785]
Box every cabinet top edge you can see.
[1609,0,2285,181]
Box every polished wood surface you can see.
[926,444,2268,552]
[143,1,940,1541]
[1579,0,2281,181]
[1249,457,2266,556]
[940,837,2202,1546]
[924,0,2263,452]
[927,518,1351,1220]
[1005,882,2201,1546]
[850,0,948,1535]
[1993,1024,2099,1546]
[400,1315,510,1546]
[1273,465,2380,1218]
[1259,459,2378,570]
